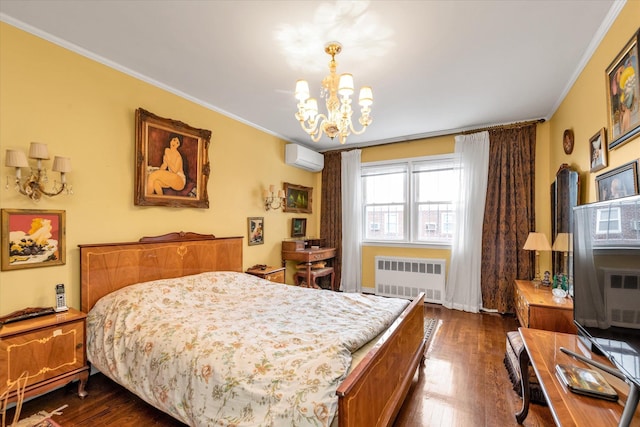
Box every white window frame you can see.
[596,207,622,234]
[362,154,456,247]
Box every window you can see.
[596,207,621,234]
[362,155,457,245]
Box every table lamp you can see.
[552,232,572,278]
[523,232,551,286]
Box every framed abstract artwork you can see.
[135,108,212,208]
[605,28,640,149]
[1,209,66,271]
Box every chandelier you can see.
[5,142,72,201]
[294,42,373,144]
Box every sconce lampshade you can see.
[5,149,29,167]
[28,142,50,160]
[52,156,72,173]
[523,232,551,251]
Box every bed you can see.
[79,232,426,427]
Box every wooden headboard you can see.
[79,232,243,312]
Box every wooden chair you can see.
[294,267,336,291]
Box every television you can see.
[572,194,640,421]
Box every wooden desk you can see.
[516,328,640,426]
[514,279,576,334]
[281,247,336,287]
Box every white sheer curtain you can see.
[444,131,490,312]
[341,149,362,293]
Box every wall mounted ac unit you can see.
[285,144,324,172]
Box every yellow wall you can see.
[548,1,639,204]
[0,23,320,314]
[1,1,638,312]
[357,0,639,286]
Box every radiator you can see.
[374,256,446,303]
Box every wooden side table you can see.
[245,266,285,283]
[514,279,576,334]
[0,307,89,404]
[516,328,639,426]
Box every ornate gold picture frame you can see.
[135,108,211,208]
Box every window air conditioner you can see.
[285,144,324,172]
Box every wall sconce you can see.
[523,232,551,287]
[5,142,73,201]
[264,184,285,211]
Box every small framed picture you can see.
[248,217,264,246]
[135,108,212,208]
[605,28,640,150]
[283,182,313,214]
[589,128,608,173]
[1,209,66,271]
[595,160,639,201]
[291,218,307,237]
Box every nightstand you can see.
[0,307,89,403]
[245,266,285,283]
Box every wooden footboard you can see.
[337,293,425,427]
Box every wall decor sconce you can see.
[264,184,285,211]
[5,142,73,201]
[523,232,551,287]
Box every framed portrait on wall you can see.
[589,128,607,173]
[1,209,66,271]
[135,108,212,208]
[595,160,639,201]
[605,28,640,150]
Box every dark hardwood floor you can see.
[6,304,554,426]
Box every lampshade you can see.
[5,149,29,167]
[295,80,310,101]
[523,232,551,251]
[28,142,50,160]
[52,156,72,173]
[359,86,373,107]
[552,233,572,252]
[338,73,354,96]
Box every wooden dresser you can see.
[514,279,576,334]
[0,307,89,403]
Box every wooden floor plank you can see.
[5,304,555,426]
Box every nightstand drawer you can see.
[0,319,85,389]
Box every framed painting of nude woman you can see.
[135,108,212,208]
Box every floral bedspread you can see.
[87,271,409,427]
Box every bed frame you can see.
[79,232,425,427]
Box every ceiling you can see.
[0,0,621,152]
